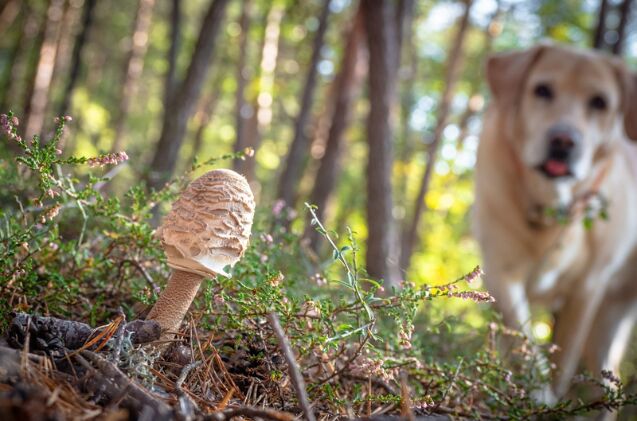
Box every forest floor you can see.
[0,312,455,421]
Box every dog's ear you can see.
[622,72,637,141]
[609,57,637,140]
[486,45,546,109]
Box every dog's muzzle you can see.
[538,124,582,179]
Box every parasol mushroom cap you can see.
[157,169,255,278]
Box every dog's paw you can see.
[531,384,557,406]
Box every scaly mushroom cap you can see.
[157,169,255,278]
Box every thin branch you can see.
[267,312,316,421]
[206,406,295,421]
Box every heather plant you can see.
[1,112,636,419]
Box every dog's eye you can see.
[534,83,553,100]
[589,95,607,111]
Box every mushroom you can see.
[147,169,255,337]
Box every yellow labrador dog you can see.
[473,43,637,401]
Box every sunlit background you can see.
[1,0,636,364]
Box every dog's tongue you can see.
[544,160,569,177]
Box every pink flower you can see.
[464,266,484,284]
[311,273,327,286]
[1,114,18,140]
[54,115,73,124]
[260,233,273,244]
[272,199,285,217]
[447,290,495,303]
[41,204,61,223]
[87,151,129,167]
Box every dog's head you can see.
[487,44,637,183]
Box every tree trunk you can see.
[456,4,500,150]
[147,0,230,190]
[0,0,20,36]
[304,4,365,252]
[48,0,81,104]
[362,0,400,285]
[232,0,251,172]
[111,0,156,153]
[3,2,41,120]
[189,88,221,165]
[0,2,24,112]
[612,0,633,55]
[400,0,473,272]
[276,0,332,209]
[23,0,65,140]
[164,0,181,105]
[394,0,417,221]
[57,0,96,118]
[395,0,415,54]
[592,0,609,49]
[243,0,280,183]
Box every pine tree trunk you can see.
[362,0,401,285]
[243,1,280,183]
[593,0,609,49]
[394,0,417,222]
[147,0,230,190]
[57,0,96,117]
[189,87,221,165]
[42,0,81,136]
[612,0,633,55]
[164,0,181,105]
[111,0,156,153]
[456,5,500,150]
[305,5,365,252]
[400,0,473,272]
[0,2,25,113]
[232,0,251,171]
[0,0,20,36]
[276,0,332,208]
[23,0,65,140]
[395,0,415,53]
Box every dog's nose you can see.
[547,126,581,162]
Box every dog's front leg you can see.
[552,272,610,397]
[486,274,557,403]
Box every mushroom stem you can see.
[147,269,207,337]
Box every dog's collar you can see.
[502,138,613,230]
[524,158,612,230]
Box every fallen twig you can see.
[267,312,316,421]
[76,350,172,417]
[206,406,296,421]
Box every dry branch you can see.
[76,350,172,417]
[267,312,316,421]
